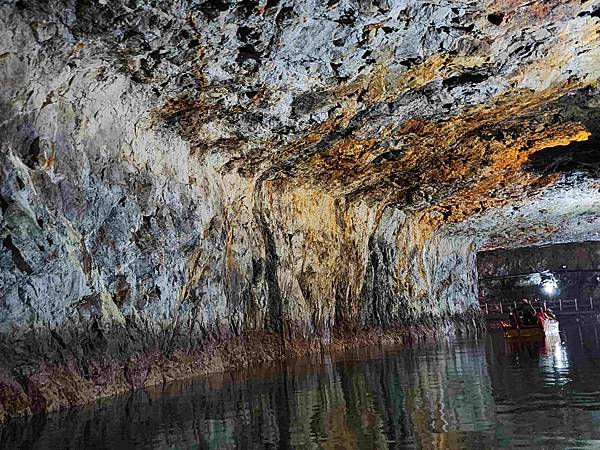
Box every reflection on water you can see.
[4,319,600,449]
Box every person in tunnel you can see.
[518,299,537,326]
[508,308,521,328]
[535,307,547,327]
[543,305,557,321]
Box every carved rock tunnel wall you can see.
[2,0,600,420]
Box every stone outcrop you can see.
[1,0,600,419]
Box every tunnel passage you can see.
[2,0,600,421]
[477,242,600,314]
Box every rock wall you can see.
[0,12,481,418]
[362,209,478,329]
[8,0,600,420]
[478,242,600,278]
[0,117,481,419]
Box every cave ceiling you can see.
[9,0,600,246]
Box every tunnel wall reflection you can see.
[1,340,496,450]
[5,320,600,449]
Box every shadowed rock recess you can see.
[1,0,600,420]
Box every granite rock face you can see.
[1,0,600,418]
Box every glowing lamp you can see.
[542,279,558,295]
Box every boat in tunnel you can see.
[2,0,600,448]
[500,317,560,339]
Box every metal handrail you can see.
[482,297,596,314]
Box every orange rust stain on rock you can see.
[399,119,428,135]
[429,123,590,224]
[324,82,584,199]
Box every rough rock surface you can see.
[1,0,600,419]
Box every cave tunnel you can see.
[478,242,600,316]
[2,0,600,448]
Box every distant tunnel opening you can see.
[476,242,600,316]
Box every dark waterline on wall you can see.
[3,318,600,449]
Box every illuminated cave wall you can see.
[2,0,600,420]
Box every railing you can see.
[482,298,597,316]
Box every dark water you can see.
[4,319,600,449]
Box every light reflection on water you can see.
[3,318,600,449]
